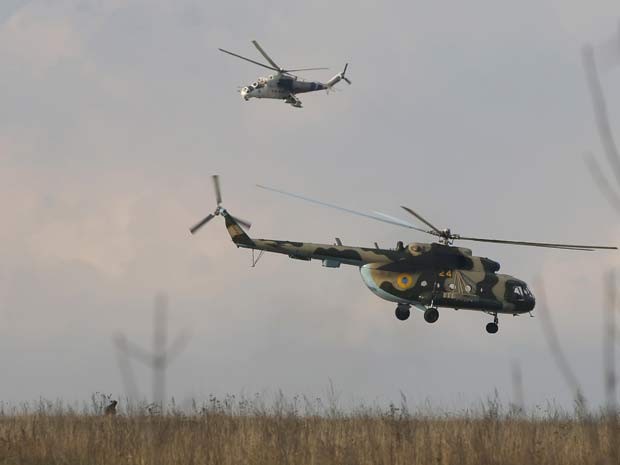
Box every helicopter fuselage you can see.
[359,255,534,315]
[241,74,327,101]
[223,212,536,315]
[191,177,615,332]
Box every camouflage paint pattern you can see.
[224,212,535,314]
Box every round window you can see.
[465,285,472,292]
[421,281,427,287]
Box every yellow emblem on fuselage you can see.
[396,273,415,290]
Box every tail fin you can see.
[223,211,254,247]
[326,63,352,88]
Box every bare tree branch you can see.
[112,334,141,401]
[582,45,620,188]
[605,270,618,413]
[114,333,153,366]
[584,152,620,215]
[605,269,620,465]
[535,279,586,410]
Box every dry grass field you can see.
[0,397,618,465]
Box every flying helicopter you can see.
[190,177,617,334]
[219,40,351,108]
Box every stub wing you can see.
[285,94,303,108]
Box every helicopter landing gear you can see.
[424,307,439,323]
[395,304,411,321]
[486,314,499,334]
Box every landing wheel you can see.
[424,307,439,323]
[395,305,410,321]
[486,322,499,334]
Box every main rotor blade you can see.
[190,214,215,235]
[457,235,617,251]
[285,67,329,72]
[213,175,222,205]
[218,48,279,72]
[257,184,426,231]
[372,211,430,234]
[251,40,281,70]
[400,206,443,235]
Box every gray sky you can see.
[1,0,620,410]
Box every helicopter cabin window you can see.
[278,78,294,91]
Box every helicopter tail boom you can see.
[218,203,400,266]
[223,211,255,247]
[325,63,352,88]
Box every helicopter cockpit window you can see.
[511,285,525,300]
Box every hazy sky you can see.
[1,0,620,410]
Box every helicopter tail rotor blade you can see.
[190,176,254,236]
[325,63,351,88]
[342,63,351,84]
[190,214,215,235]
[213,175,223,205]
[232,215,252,230]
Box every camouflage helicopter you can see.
[219,40,351,108]
[190,177,617,334]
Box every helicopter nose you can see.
[521,290,536,312]
[240,87,250,100]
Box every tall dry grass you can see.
[1,397,619,465]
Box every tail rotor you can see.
[341,63,351,85]
[213,174,222,206]
[190,213,216,235]
[325,63,352,90]
[190,175,252,235]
